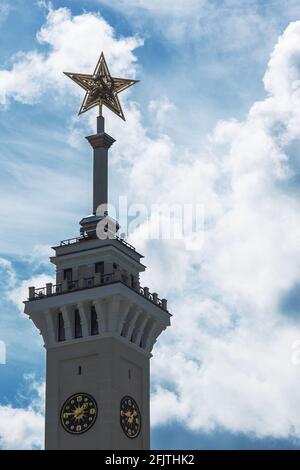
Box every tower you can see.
[24,53,171,450]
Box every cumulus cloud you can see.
[148,98,176,129]
[0,258,17,289]
[0,375,44,450]
[0,4,142,107]
[122,21,300,439]
[7,272,54,315]
[97,0,300,50]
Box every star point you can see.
[64,52,139,121]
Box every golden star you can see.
[64,52,139,120]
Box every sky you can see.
[1,0,300,450]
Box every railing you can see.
[60,236,87,246]
[115,236,136,252]
[28,273,168,311]
[59,234,136,252]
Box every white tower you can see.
[24,53,171,450]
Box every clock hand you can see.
[125,411,136,424]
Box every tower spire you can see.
[64,52,139,235]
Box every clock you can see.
[120,396,141,439]
[60,392,98,434]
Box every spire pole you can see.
[64,52,138,236]
[86,112,115,216]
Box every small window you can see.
[58,312,65,342]
[95,262,104,275]
[91,306,99,335]
[113,263,117,270]
[74,309,82,338]
[130,274,135,288]
[63,268,72,282]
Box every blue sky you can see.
[1,0,300,449]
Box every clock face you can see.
[120,396,141,439]
[60,393,98,434]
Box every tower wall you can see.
[45,337,150,450]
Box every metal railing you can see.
[28,274,167,311]
[59,234,136,252]
[115,236,136,252]
[60,236,87,246]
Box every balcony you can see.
[28,272,168,312]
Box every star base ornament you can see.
[64,52,139,121]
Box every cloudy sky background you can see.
[1,0,300,449]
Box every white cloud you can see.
[0,375,44,450]
[150,298,300,439]
[22,244,53,269]
[0,258,17,290]
[0,4,142,107]
[7,272,54,315]
[96,0,300,49]
[97,0,205,42]
[148,98,176,129]
[121,20,300,439]
[0,2,10,26]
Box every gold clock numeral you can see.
[61,393,97,434]
[120,396,141,439]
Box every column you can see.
[77,301,90,337]
[86,116,115,215]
